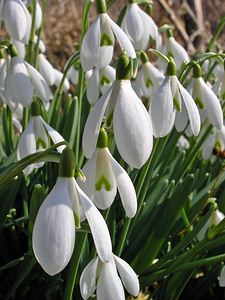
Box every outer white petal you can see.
[114,255,139,296]
[167,37,189,68]
[114,80,153,168]
[80,257,98,300]
[32,177,75,276]
[3,0,31,43]
[11,39,26,59]
[75,182,112,262]
[97,260,125,300]
[9,57,33,107]
[108,150,137,218]
[25,61,52,102]
[38,53,55,86]
[87,68,100,105]
[80,17,101,71]
[200,78,223,129]
[150,77,175,138]
[54,68,70,91]
[175,105,189,132]
[35,1,42,29]
[202,134,215,160]
[219,266,225,287]
[82,86,112,158]
[107,15,136,59]
[42,118,65,153]
[178,82,201,136]
[33,116,48,147]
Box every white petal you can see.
[32,177,75,276]
[219,266,225,287]
[35,1,42,29]
[99,65,115,95]
[97,260,125,300]
[167,37,189,68]
[80,17,101,71]
[68,178,81,227]
[10,39,26,59]
[175,106,189,132]
[200,78,223,129]
[82,86,112,158]
[107,15,136,59]
[178,82,201,136]
[42,118,65,153]
[202,134,215,160]
[87,68,100,105]
[25,61,52,102]
[76,182,112,262]
[114,80,153,168]
[33,116,49,148]
[114,255,139,296]
[150,77,175,138]
[38,54,55,86]
[54,68,70,91]
[108,150,137,218]
[80,257,98,300]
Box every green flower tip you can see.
[8,44,18,57]
[31,99,42,116]
[96,0,107,14]
[116,51,132,80]
[97,128,108,148]
[0,49,4,59]
[166,29,173,38]
[223,59,225,70]
[166,58,176,76]
[59,147,75,178]
[193,63,202,78]
[140,51,149,64]
[145,4,153,16]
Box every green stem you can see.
[27,0,37,64]
[207,15,225,51]
[180,208,192,232]
[63,232,87,300]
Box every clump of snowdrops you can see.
[1,0,225,299]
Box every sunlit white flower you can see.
[35,1,42,30]
[82,55,153,169]
[189,63,223,130]
[79,129,137,217]
[133,51,164,100]
[0,0,31,43]
[17,101,65,175]
[80,3,136,71]
[80,254,139,300]
[121,3,161,50]
[202,124,225,160]
[67,66,79,85]
[10,40,26,59]
[5,55,52,108]
[86,65,116,105]
[33,148,112,276]
[150,60,201,138]
[38,53,56,86]
[219,265,225,287]
[177,135,190,150]
[212,63,225,100]
[54,68,70,91]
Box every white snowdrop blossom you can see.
[79,129,137,218]
[0,0,31,43]
[38,53,56,86]
[5,54,52,108]
[82,53,153,169]
[32,147,112,276]
[35,1,42,30]
[133,51,164,100]
[54,68,70,91]
[189,63,223,130]
[86,65,116,105]
[67,66,79,85]
[80,254,139,300]
[219,265,225,287]
[17,100,65,175]
[80,1,136,71]
[121,3,162,50]
[150,60,201,138]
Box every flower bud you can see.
[116,51,132,80]
[59,147,75,178]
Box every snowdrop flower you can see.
[219,265,225,287]
[38,53,56,86]
[80,254,139,300]
[197,207,224,241]
[17,100,65,175]
[86,65,115,105]
[35,1,42,30]
[0,0,31,43]
[201,124,225,160]
[5,46,52,108]
[163,29,189,70]
[189,63,223,130]
[34,35,46,53]
[82,52,153,169]
[0,53,7,98]
[134,51,164,101]
[32,147,112,276]
[54,68,70,91]
[80,0,136,71]
[10,40,26,59]
[212,62,225,100]
[67,66,79,85]
[121,3,161,50]
[177,135,190,150]
[79,128,137,217]
[150,59,201,138]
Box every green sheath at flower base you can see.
[193,63,202,78]
[140,51,149,64]
[31,99,42,116]
[97,128,108,148]
[59,147,75,178]
[166,28,173,38]
[116,51,132,80]
[8,44,18,57]
[166,59,176,76]
[0,49,4,59]
[96,0,107,14]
